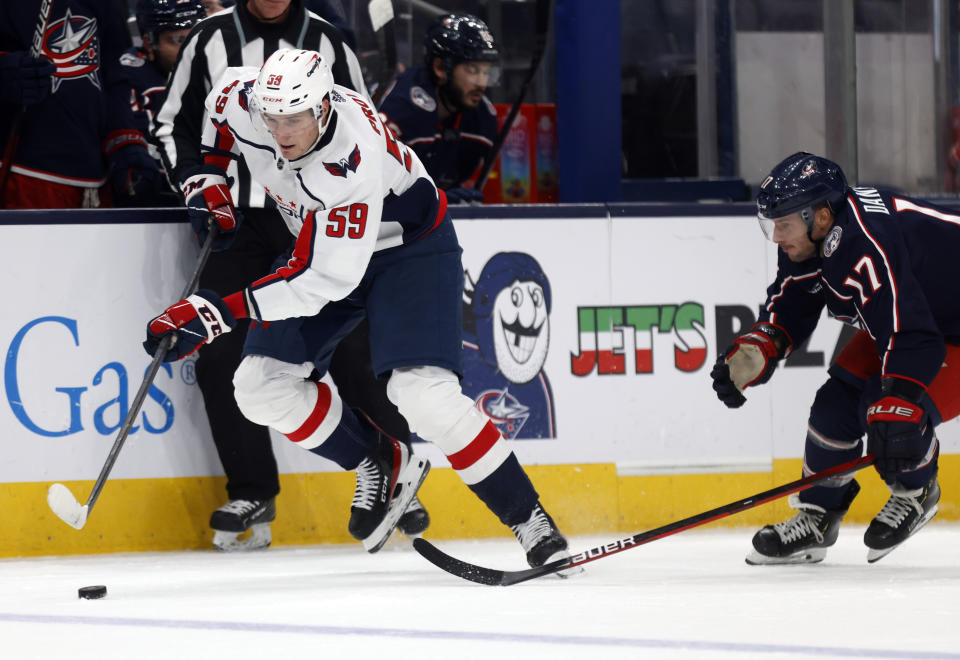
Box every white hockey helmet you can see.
[251,48,335,139]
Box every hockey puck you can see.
[78,585,107,600]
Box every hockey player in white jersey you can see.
[143,49,574,565]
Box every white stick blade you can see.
[368,0,394,32]
[47,483,88,530]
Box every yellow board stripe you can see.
[7,456,958,557]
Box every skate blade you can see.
[866,504,938,564]
[362,457,430,554]
[745,547,827,566]
[213,522,272,552]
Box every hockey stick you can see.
[47,226,218,530]
[413,454,876,586]
[0,0,54,207]
[473,0,551,191]
[368,0,397,107]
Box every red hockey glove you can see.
[710,323,788,408]
[867,377,936,482]
[181,166,241,251]
[143,290,236,362]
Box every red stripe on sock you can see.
[285,381,332,443]
[447,421,500,470]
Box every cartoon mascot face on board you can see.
[472,252,551,383]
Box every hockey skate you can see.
[746,481,859,565]
[349,436,430,553]
[510,503,582,577]
[864,474,940,563]
[397,494,430,537]
[210,498,276,552]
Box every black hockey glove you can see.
[0,52,55,106]
[104,131,163,206]
[866,377,936,483]
[710,323,788,408]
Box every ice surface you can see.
[1,526,959,659]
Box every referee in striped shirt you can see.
[152,0,428,547]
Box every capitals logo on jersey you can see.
[43,9,101,91]
[323,144,361,177]
[459,252,556,439]
[237,81,254,111]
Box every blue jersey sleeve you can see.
[759,253,825,352]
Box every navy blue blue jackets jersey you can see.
[0,0,137,186]
[761,187,960,387]
[117,47,168,169]
[378,66,497,190]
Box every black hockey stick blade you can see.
[413,454,875,586]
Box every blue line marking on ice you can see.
[0,612,954,658]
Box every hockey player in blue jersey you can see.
[117,0,207,201]
[141,49,575,569]
[0,0,161,208]
[711,152,960,564]
[377,14,498,203]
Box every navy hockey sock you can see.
[308,405,377,470]
[467,454,540,527]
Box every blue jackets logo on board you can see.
[460,252,556,439]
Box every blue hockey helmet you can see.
[756,152,849,240]
[136,0,206,40]
[424,14,499,71]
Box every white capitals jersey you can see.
[200,67,445,322]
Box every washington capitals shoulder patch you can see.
[323,144,361,177]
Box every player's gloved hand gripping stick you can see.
[46,225,220,530]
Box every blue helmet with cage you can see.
[424,14,499,72]
[756,152,849,239]
[136,0,206,41]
